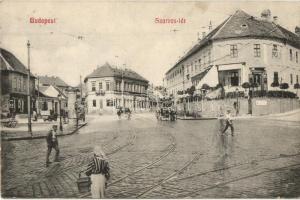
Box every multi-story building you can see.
[165,9,300,97]
[84,63,149,113]
[1,48,35,114]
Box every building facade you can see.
[165,10,300,98]
[36,75,69,115]
[84,63,149,113]
[1,48,35,114]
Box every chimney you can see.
[209,21,212,31]
[295,26,300,36]
[197,32,201,41]
[202,31,206,39]
[261,9,272,22]
[273,16,278,24]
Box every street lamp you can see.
[27,40,32,136]
[58,94,63,132]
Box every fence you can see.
[176,97,300,117]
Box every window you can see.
[290,49,293,61]
[91,81,96,91]
[274,72,279,84]
[230,45,238,58]
[195,60,198,70]
[297,75,299,83]
[290,74,293,85]
[106,99,113,107]
[106,81,110,91]
[296,52,298,63]
[13,77,17,90]
[272,45,278,58]
[199,59,202,68]
[99,82,102,90]
[18,77,22,91]
[208,51,211,64]
[93,100,96,107]
[42,101,48,111]
[230,71,239,86]
[254,44,261,57]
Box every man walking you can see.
[46,125,60,167]
[222,109,234,136]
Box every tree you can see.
[242,82,250,89]
[279,83,289,98]
[201,83,211,91]
[271,82,279,88]
[279,83,289,90]
[188,86,196,96]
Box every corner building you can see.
[165,10,300,97]
[84,63,149,113]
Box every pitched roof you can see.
[84,62,148,83]
[166,9,300,75]
[39,75,70,87]
[0,48,35,77]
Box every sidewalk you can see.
[1,120,87,141]
[175,109,300,122]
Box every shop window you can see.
[274,72,279,83]
[230,71,239,86]
[93,99,96,107]
[230,45,238,58]
[42,101,48,111]
[253,74,261,85]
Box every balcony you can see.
[95,90,105,96]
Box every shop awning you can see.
[195,65,219,89]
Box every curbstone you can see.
[1,123,87,141]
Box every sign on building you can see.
[255,100,268,106]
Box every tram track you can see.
[177,162,300,198]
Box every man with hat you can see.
[46,124,60,167]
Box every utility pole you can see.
[37,76,40,115]
[27,40,32,136]
[121,64,125,108]
[80,75,82,102]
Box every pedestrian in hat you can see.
[85,146,110,199]
[46,124,60,167]
[222,109,234,135]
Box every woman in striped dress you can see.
[85,146,110,198]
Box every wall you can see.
[177,97,300,117]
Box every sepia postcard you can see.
[1,0,300,198]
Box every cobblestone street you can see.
[2,113,300,198]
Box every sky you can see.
[1,1,300,87]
